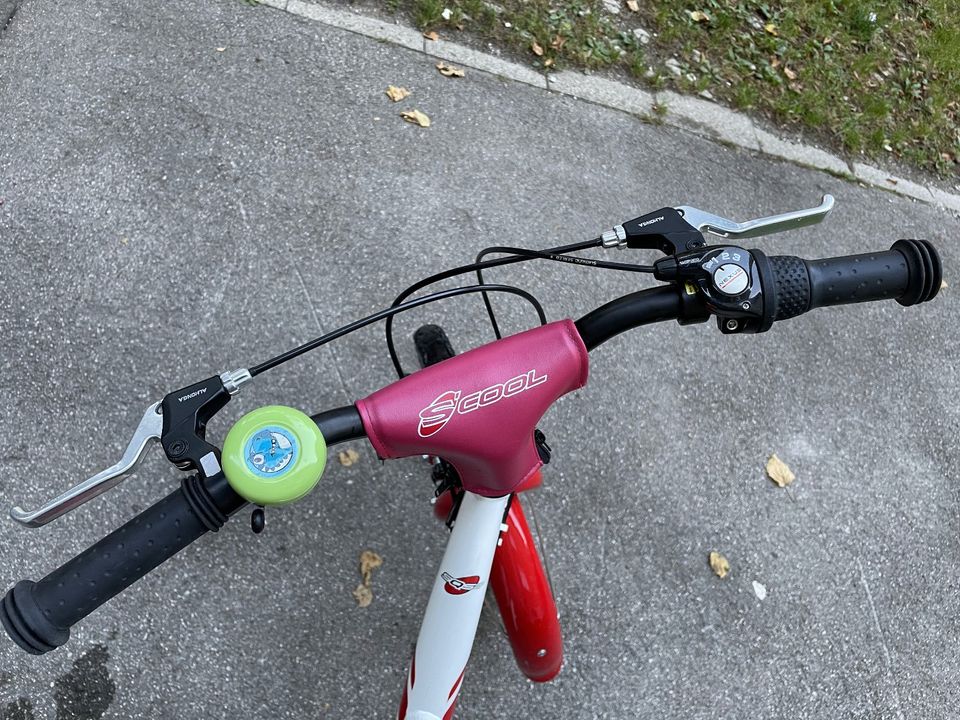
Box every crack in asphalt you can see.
[0,0,20,34]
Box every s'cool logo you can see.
[441,572,481,595]
[417,369,548,438]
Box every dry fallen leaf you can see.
[783,66,797,81]
[626,0,639,11]
[400,109,431,127]
[216,47,226,52]
[385,85,411,102]
[941,279,948,290]
[531,41,544,57]
[709,551,730,579]
[338,448,361,466]
[353,550,383,607]
[551,35,566,49]
[436,62,465,77]
[766,453,796,487]
[688,10,709,22]
[353,584,373,608]
[359,549,383,584]
[764,22,779,36]
[423,30,439,41]
[544,58,555,68]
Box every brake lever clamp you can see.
[160,369,252,479]
[601,195,834,255]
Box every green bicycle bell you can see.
[222,406,327,506]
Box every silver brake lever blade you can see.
[676,194,835,240]
[10,402,163,528]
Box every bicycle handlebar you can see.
[1,408,365,655]
[575,286,685,350]
[2,240,942,655]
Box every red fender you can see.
[489,494,563,682]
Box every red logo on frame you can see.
[441,572,481,595]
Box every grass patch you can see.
[383,0,959,178]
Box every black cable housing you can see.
[385,241,657,377]
[249,284,546,377]
[473,243,655,340]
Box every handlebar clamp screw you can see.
[725,319,739,331]
[741,301,750,310]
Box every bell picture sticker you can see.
[244,425,299,478]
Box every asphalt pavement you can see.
[0,1,958,718]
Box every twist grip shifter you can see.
[654,238,943,333]
[654,246,772,333]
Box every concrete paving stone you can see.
[755,126,851,177]
[853,162,934,204]
[656,90,760,151]
[928,186,960,215]
[287,0,423,51]
[547,70,656,118]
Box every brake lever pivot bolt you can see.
[168,440,188,458]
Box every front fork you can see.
[398,492,510,720]
[433,479,563,684]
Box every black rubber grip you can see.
[766,239,941,321]
[2,474,245,655]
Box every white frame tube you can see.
[399,491,510,719]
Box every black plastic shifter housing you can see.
[654,245,772,333]
[160,376,232,475]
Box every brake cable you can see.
[384,243,657,377]
[473,244,656,341]
[248,284,546,377]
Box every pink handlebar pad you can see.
[356,320,589,496]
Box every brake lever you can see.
[10,402,164,528]
[602,195,835,254]
[676,194,835,239]
[8,368,252,529]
